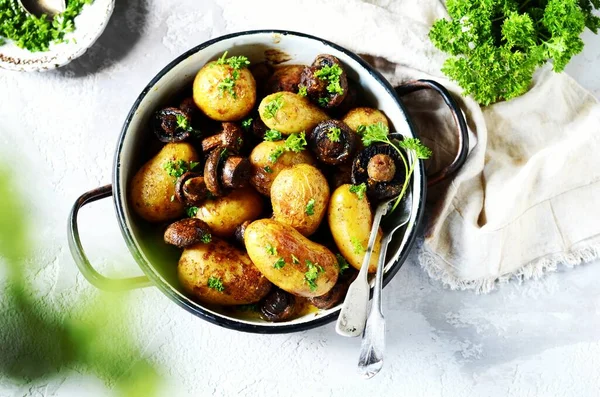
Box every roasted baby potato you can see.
[193,61,256,121]
[342,107,388,132]
[271,164,329,236]
[265,65,305,94]
[195,187,264,238]
[244,219,338,298]
[249,141,316,196]
[328,184,382,273]
[130,143,200,223]
[178,238,272,306]
[258,92,328,134]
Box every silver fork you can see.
[357,190,413,378]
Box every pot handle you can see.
[67,184,152,291]
[395,79,469,187]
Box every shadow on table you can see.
[54,0,149,78]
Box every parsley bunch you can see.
[215,51,250,99]
[429,0,600,105]
[0,0,93,52]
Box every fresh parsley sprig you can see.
[262,94,284,119]
[314,64,344,95]
[268,131,307,163]
[360,122,432,212]
[429,0,600,105]
[215,51,250,99]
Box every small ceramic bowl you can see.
[0,0,114,72]
[67,30,429,334]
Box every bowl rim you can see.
[112,29,426,334]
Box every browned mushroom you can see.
[179,97,198,119]
[265,65,305,94]
[153,107,191,142]
[234,220,251,245]
[204,149,225,197]
[164,218,212,248]
[367,154,397,182]
[309,267,357,309]
[308,120,357,165]
[352,143,406,201]
[331,82,358,117]
[221,156,251,189]
[250,62,274,96]
[175,172,209,206]
[299,54,348,108]
[202,122,244,153]
[259,288,298,322]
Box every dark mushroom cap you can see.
[309,267,357,309]
[308,120,357,165]
[204,149,225,197]
[351,143,406,201]
[234,220,251,246]
[202,122,244,153]
[221,156,251,189]
[153,107,191,143]
[259,288,297,322]
[299,54,348,109]
[164,218,212,248]
[331,82,358,117]
[179,97,198,119]
[175,172,208,206]
[265,64,305,95]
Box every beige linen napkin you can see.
[217,0,600,291]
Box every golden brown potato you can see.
[244,219,338,298]
[178,238,272,306]
[249,141,316,196]
[328,184,382,273]
[195,187,264,238]
[342,107,389,132]
[271,164,329,236]
[130,143,200,223]
[258,92,328,134]
[265,65,305,94]
[193,61,256,121]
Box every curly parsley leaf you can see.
[186,206,199,217]
[207,276,225,292]
[429,0,599,105]
[298,85,308,97]
[336,254,350,274]
[305,198,315,215]
[349,183,367,200]
[264,129,283,141]
[163,159,189,179]
[262,94,284,119]
[327,127,341,142]
[314,64,344,95]
[241,118,253,131]
[304,260,324,291]
[273,258,286,269]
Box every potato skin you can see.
[130,143,200,223]
[258,92,328,134]
[178,238,272,306]
[342,107,389,132]
[271,164,329,236]
[193,61,256,121]
[195,187,264,238]
[249,141,316,196]
[244,219,338,298]
[328,185,382,273]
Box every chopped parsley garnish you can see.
[163,159,189,179]
[220,148,229,158]
[200,233,212,243]
[291,254,300,264]
[318,97,329,107]
[186,206,199,217]
[0,0,93,52]
[336,254,350,274]
[238,304,257,312]
[361,122,432,212]
[262,94,284,119]
[304,260,324,291]
[207,276,225,292]
[215,51,250,100]
[264,129,283,141]
[263,166,273,173]
[265,243,278,256]
[349,183,367,200]
[351,237,365,255]
[217,77,236,98]
[314,64,344,95]
[284,131,307,153]
[273,257,286,269]
[216,51,250,70]
[305,198,315,215]
[175,114,201,137]
[327,127,341,142]
[298,85,308,97]
[268,131,307,163]
[356,125,366,136]
[241,118,253,130]
[189,161,200,170]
